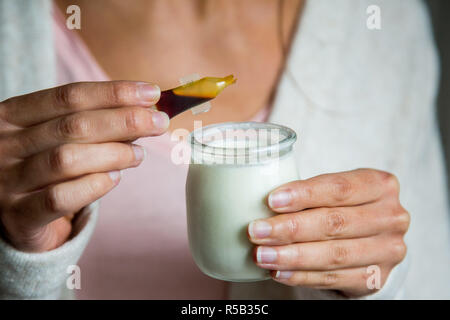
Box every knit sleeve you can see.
[0,202,98,299]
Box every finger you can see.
[6,143,146,193]
[7,107,169,158]
[10,171,121,228]
[248,201,409,245]
[267,169,400,213]
[0,81,161,127]
[253,236,407,271]
[270,266,390,297]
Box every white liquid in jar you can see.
[186,152,299,282]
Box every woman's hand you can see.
[0,81,168,252]
[248,169,410,297]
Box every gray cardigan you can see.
[1,0,449,299]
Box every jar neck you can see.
[189,122,297,166]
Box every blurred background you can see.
[427,0,450,199]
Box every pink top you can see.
[53,8,270,299]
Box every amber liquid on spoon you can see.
[156,75,236,118]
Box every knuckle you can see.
[286,216,301,239]
[324,210,346,237]
[57,115,89,140]
[110,82,133,105]
[113,145,132,166]
[54,84,80,109]
[391,205,411,233]
[124,108,146,134]
[391,238,407,262]
[330,176,353,202]
[289,271,310,287]
[318,272,339,287]
[329,244,350,267]
[292,245,306,267]
[0,97,23,127]
[44,186,67,213]
[105,146,124,166]
[48,145,76,173]
[87,174,111,195]
[380,171,400,195]
[298,184,314,203]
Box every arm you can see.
[0,81,165,253]
[0,81,168,298]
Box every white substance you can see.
[186,153,299,282]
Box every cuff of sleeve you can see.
[0,202,99,299]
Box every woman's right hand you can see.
[0,81,168,252]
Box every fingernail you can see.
[268,190,292,208]
[108,170,122,184]
[256,247,277,264]
[132,145,146,163]
[136,83,160,104]
[275,271,293,279]
[151,111,170,130]
[248,220,272,239]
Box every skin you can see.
[248,169,409,297]
[0,0,410,297]
[0,81,166,251]
[56,0,303,132]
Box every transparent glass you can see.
[186,122,299,282]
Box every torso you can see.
[50,0,450,299]
[52,0,305,299]
[55,0,304,131]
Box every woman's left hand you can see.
[247,169,410,297]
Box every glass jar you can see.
[186,122,299,282]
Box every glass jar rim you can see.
[188,121,297,157]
